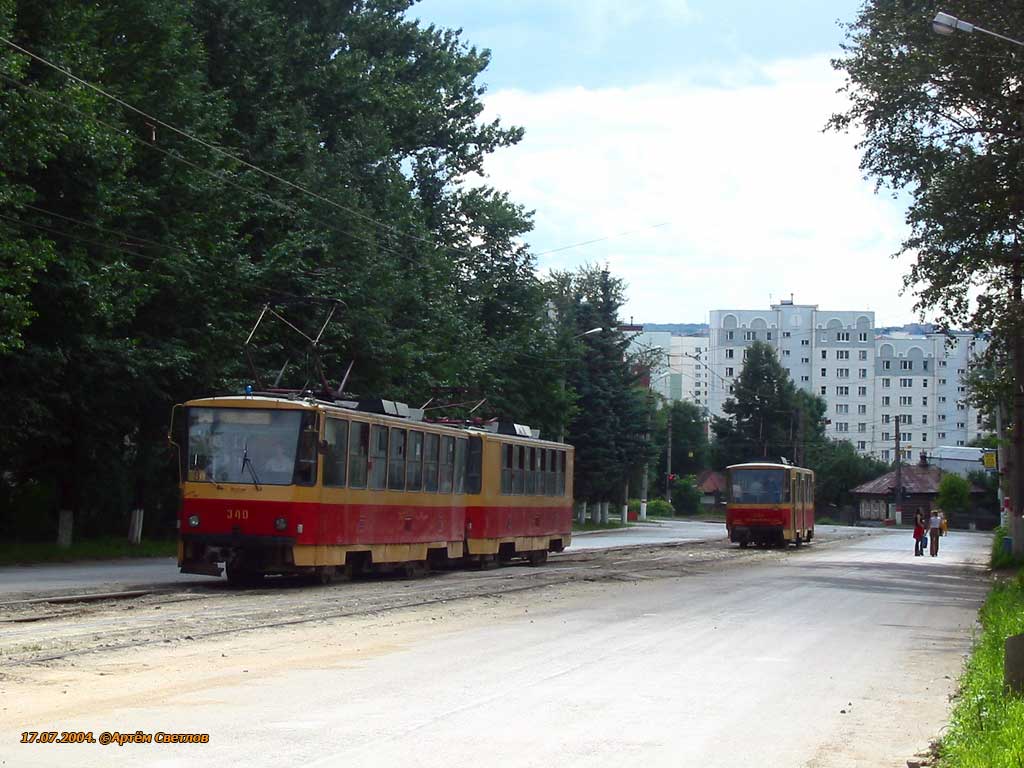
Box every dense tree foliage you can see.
[0,1,639,540]
[711,342,798,464]
[829,1,1024,387]
[556,267,657,505]
[937,472,971,516]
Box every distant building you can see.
[850,455,994,529]
[698,297,990,461]
[927,446,994,478]
[627,329,709,409]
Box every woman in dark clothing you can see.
[913,511,925,556]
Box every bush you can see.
[991,526,1022,569]
[671,475,701,515]
[646,499,673,517]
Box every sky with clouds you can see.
[412,0,922,326]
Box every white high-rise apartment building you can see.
[628,330,710,409]
[702,299,989,460]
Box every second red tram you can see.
[725,462,814,548]
[173,394,573,584]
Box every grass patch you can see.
[0,537,177,566]
[572,520,630,532]
[938,571,1024,768]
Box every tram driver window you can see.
[294,412,319,486]
[324,419,348,487]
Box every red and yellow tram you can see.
[725,462,814,548]
[172,395,573,584]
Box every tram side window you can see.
[466,436,482,494]
[501,444,513,494]
[439,435,455,493]
[348,422,369,489]
[454,438,467,494]
[388,428,407,490]
[406,431,424,491]
[524,447,536,495]
[512,445,525,494]
[369,425,388,490]
[556,450,566,495]
[538,449,548,495]
[324,419,348,487]
[295,412,319,485]
[545,449,556,495]
[424,433,440,492]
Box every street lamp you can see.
[931,12,1024,557]
[575,326,603,338]
[932,11,1024,47]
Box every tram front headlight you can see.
[274,517,288,532]
[188,514,200,528]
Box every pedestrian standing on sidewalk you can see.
[928,508,942,557]
[913,511,925,557]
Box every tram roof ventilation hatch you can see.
[357,399,410,418]
[486,421,534,437]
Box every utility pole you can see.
[1013,257,1024,556]
[996,402,1007,528]
[665,412,673,504]
[894,415,903,524]
[791,407,806,467]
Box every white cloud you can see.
[478,56,921,326]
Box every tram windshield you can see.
[186,408,302,485]
[729,469,787,504]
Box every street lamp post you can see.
[932,12,1024,557]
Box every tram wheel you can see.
[401,561,429,579]
[738,540,749,549]
[527,550,548,567]
[794,535,803,548]
[477,554,497,571]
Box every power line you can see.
[533,222,671,257]
[0,35,425,247]
[0,70,418,266]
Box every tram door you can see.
[791,473,800,540]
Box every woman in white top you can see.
[928,510,942,557]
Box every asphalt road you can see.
[0,520,862,599]
[0,528,991,767]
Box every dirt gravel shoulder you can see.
[0,531,875,672]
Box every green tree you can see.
[671,474,701,515]
[0,0,546,543]
[711,341,797,465]
[805,439,888,509]
[829,2,1022,396]
[937,473,971,520]
[563,266,654,504]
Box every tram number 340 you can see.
[226,509,249,520]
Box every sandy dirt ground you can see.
[0,528,991,768]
